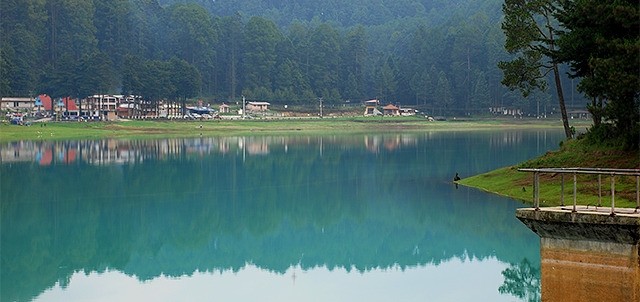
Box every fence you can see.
[518,168,640,215]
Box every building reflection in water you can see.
[0,135,420,166]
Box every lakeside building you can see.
[382,104,400,116]
[399,108,416,116]
[363,99,382,116]
[1,94,160,120]
[86,95,154,120]
[114,96,156,119]
[219,103,230,114]
[246,102,270,112]
[489,106,523,116]
[0,97,34,112]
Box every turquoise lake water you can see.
[1,130,564,301]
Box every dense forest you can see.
[1,0,590,116]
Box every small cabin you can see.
[246,102,270,111]
[383,104,400,116]
[219,103,230,114]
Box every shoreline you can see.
[0,116,588,142]
[6,116,635,208]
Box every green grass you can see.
[6,116,628,207]
[0,117,582,142]
[459,139,640,208]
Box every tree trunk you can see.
[587,96,603,127]
[552,63,572,138]
[547,22,572,139]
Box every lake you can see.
[1,130,564,302]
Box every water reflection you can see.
[1,131,564,301]
[34,259,512,302]
[499,259,541,302]
[1,131,548,167]
[1,135,423,166]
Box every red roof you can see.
[38,95,78,111]
[39,94,53,111]
[383,104,399,110]
[62,97,78,111]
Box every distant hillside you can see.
[158,0,504,27]
[1,0,587,117]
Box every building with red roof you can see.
[38,94,53,111]
[383,104,400,116]
[38,94,79,117]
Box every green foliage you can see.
[499,0,574,139]
[498,259,540,302]
[580,123,619,146]
[170,57,202,100]
[0,48,14,96]
[94,0,133,70]
[461,136,639,208]
[554,0,639,148]
[341,26,367,100]
[0,0,588,116]
[243,17,281,91]
[76,52,117,98]
[471,72,492,110]
[308,23,341,97]
[435,71,453,112]
[0,0,47,96]
[498,52,546,97]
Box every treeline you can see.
[1,0,581,115]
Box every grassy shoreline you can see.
[459,139,640,208]
[7,116,628,209]
[0,116,583,142]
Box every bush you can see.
[581,122,639,150]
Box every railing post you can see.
[534,171,539,210]
[598,174,602,207]
[634,175,640,213]
[560,174,565,206]
[572,172,577,212]
[518,168,639,213]
[610,174,615,216]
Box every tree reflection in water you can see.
[499,258,541,302]
[1,132,565,302]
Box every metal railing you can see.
[518,168,640,215]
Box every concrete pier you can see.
[516,206,640,244]
[516,206,640,302]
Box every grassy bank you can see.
[5,116,628,207]
[459,139,640,208]
[0,117,580,142]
